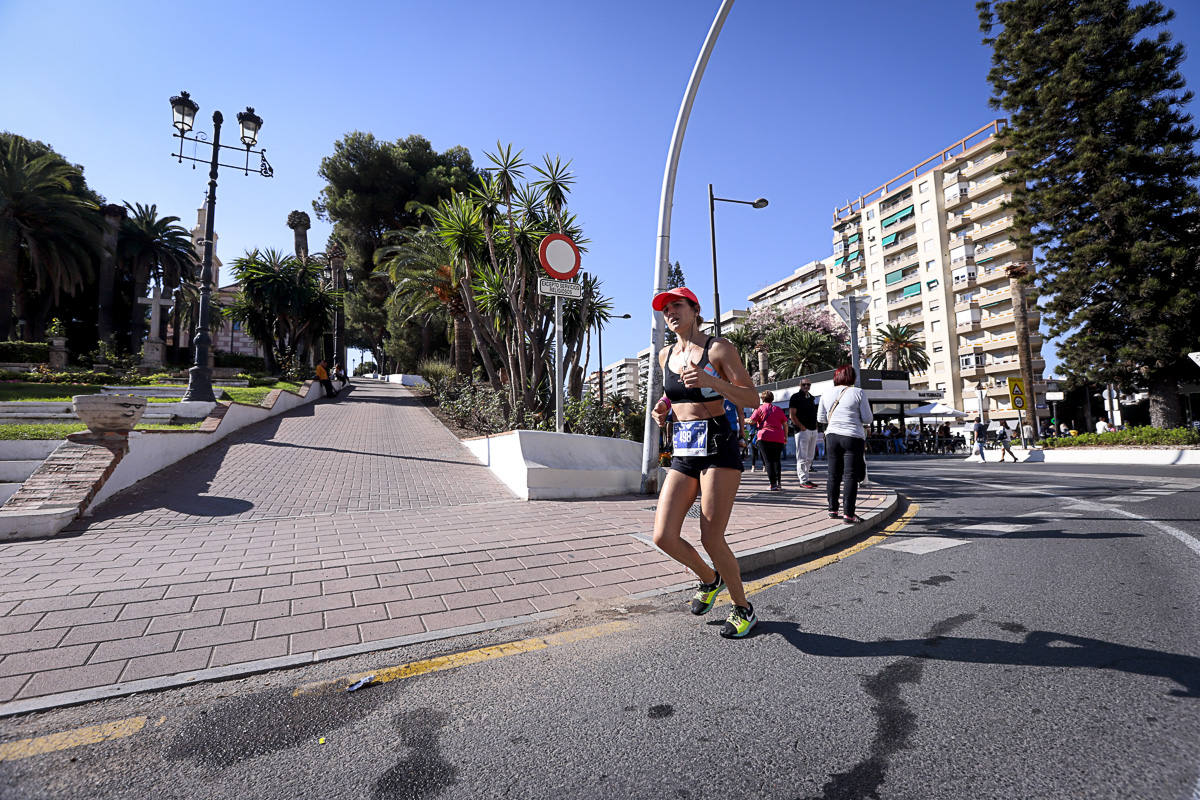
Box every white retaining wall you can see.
[86,381,322,511]
[383,374,429,387]
[463,430,642,500]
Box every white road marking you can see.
[878,537,969,554]
[960,523,1029,536]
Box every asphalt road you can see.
[2,458,1198,800]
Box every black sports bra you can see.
[663,337,722,403]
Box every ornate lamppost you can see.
[168,90,273,402]
[322,242,349,371]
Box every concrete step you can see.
[0,402,73,414]
[0,440,60,460]
[0,483,18,505]
[0,408,178,425]
[0,461,43,482]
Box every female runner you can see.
[650,287,761,638]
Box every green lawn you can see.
[221,382,301,406]
[0,384,102,402]
[0,421,204,440]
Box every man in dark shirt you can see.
[789,378,820,488]
[973,417,988,460]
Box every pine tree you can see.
[666,260,686,290]
[979,0,1200,427]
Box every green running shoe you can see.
[688,572,725,615]
[720,603,757,638]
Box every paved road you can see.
[0,381,887,712]
[2,459,1197,799]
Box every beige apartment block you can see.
[825,120,1044,422]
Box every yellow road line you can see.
[742,502,920,598]
[293,620,632,697]
[0,716,147,762]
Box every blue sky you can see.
[3,0,1200,377]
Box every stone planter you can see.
[72,394,146,434]
[48,336,68,370]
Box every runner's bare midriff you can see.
[671,398,728,421]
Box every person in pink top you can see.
[748,391,788,490]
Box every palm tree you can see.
[768,327,846,380]
[868,324,930,374]
[375,228,472,376]
[118,203,198,352]
[224,249,334,373]
[0,137,101,340]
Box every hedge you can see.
[213,351,266,371]
[1042,425,1200,448]
[0,342,49,362]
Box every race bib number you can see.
[672,420,709,457]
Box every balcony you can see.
[888,290,923,310]
[831,220,861,242]
[977,284,1013,304]
[944,187,971,209]
[980,309,1015,329]
[968,172,1006,198]
[949,254,975,269]
[973,215,1014,241]
[946,209,972,229]
[961,149,1008,179]
[838,273,866,292]
[981,333,1019,351]
[956,320,980,334]
[883,248,919,270]
[954,296,980,312]
[976,239,1019,262]
[971,193,1012,220]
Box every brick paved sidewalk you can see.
[0,381,889,712]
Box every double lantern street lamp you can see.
[708,186,767,336]
[168,90,274,402]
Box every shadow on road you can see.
[760,620,1200,698]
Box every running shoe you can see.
[801,482,817,489]
[720,603,757,638]
[688,572,725,615]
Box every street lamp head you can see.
[752,198,769,209]
[169,91,199,133]
[236,107,263,147]
[618,313,632,319]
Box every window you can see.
[920,200,930,212]
[927,279,940,289]
[919,181,929,193]
[926,260,936,271]
[929,303,941,312]
[933,344,944,353]
[901,283,921,298]
[873,297,881,308]
[867,209,875,220]
[886,269,905,285]
[869,244,878,255]
[872,280,880,290]
[922,219,933,232]
[867,226,876,239]
[930,319,941,331]
[936,382,946,391]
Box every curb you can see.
[0,489,901,718]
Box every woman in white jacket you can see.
[817,365,874,523]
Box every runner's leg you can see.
[652,470,714,583]
[698,467,746,607]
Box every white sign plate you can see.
[538,277,583,299]
[1045,391,1065,401]
[1190,351,1200,368]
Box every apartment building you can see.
[825,120,1044,422]
[586,357,642,402]
[747,259,832,313]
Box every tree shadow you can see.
[759,620,1200,698]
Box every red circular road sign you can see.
[538,234,581,280]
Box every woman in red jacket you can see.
[748,391,788,490]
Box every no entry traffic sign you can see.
[538,234,581,280]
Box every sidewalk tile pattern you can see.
[0,382,886,706]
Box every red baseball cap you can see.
[651,286,700,312]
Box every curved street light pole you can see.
[640,0,737,494]
[708,185,767,337]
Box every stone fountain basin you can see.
[72,394,147,434]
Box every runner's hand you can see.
[679,364,711,389]
[652,401,670,427]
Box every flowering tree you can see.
[742,305,847,348]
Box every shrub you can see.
[46,318,66,337]
[0,342,50,363]
[0,367,151,385]
[428,376,509,435]
[213,351,266,371]
[418,358,455,384]
[1042,425,1200,448]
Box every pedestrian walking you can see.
[997,419,1018,462]
[746,418,761,471]
[973,417,988,460]
[650,287,761,639]
[817,365,874,523]
[748,391,788,491]
[315,359,337,398]
[789,378,819,489]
